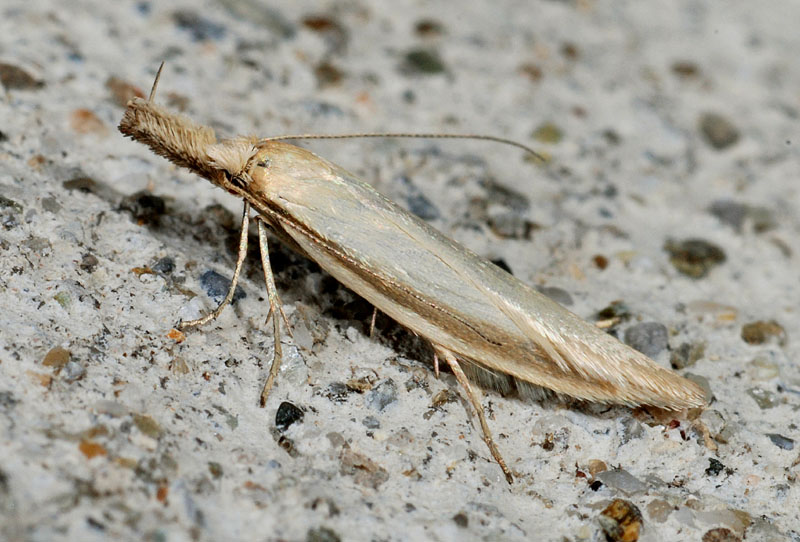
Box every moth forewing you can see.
[245,141,706,410]
[118,70,707,484]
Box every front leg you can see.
[257,218,286,407]
[179,202,251,329]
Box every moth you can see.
[118,65,706,483]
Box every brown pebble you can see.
[43,346,70,369]
[70,109,108,135]
[0,62,43,90]
[741,320,786,346]
[79,440,107,459]
[702,527,741,542]
[598,499,643,542]
[106,76,144,107]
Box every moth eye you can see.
[230,175,248,189]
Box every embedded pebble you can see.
[535,286,574,306]
[670,341,705,369]
[275,401,304,432]
[619,417,645,443]
[598,499,643,542]
[699,112,740,150]
[624,322,669,358]
[765,433,794,450]
[395,175,440,220]
[306,526,341,542]
[487,212,538,240]
[325,382,350,403]
[63,361,85,382]
[366,379,397,412]
[646,499,673,523]
[702,527,740,542]
[42,346,70,369]
[172,10,227,41]
[401,48,446,75]
[69,109,108,135]
[152,257,175,275]
[705,458,726,476]
[199,270,246,303]
[746,387,779,409]
[339,448,389,489]
[664,239,726,278]
[740,320,787,346]
[362,416,380,429]
[708,200,776,233]
[531,122,563,144]
[133,414,162,439]
[79,253,99,273]
[0,62,43,90]
[748,355,780,381]
[595,469,647,495]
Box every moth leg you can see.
[180,202,250,330]
[433,352,440,378]
[257,218,284,407]
[265,298,293,339]
[369,307,378,337]
[438,348,513,484]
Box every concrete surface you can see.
[0,1,798,541]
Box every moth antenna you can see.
[148,61,166,103]
[260,132,546,163]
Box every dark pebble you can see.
[705,458,725,476]
[664,238,726,278]
[452,512,468,528]
[491,258,513,275]
[624,322,669,358]
[766,433,794,451]
[153,257,175,275]
[325,382,350,402]
[199,270,246,302]
[79,253,99,273]
[275,401,304,432]
[172,10,226,41]
[670,341,705,369]
[396,176,440,220]
[401,48,446,75]
[0,391,18,409]
[699,112,740,150]
[0,62,43,90]
[306,526,341,542]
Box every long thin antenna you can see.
[260,132,546,162]
[148,62,166,102]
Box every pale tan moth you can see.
[118,65,706,483]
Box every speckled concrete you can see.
[1,1,798,541]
